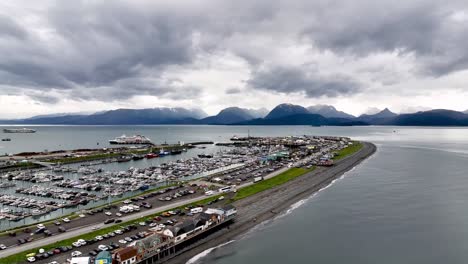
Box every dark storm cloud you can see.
[247,66,361,97]
[0,1,199,101]
[1,0,468,105]
[301,0,468,75]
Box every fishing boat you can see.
[145,153,159,159]
[1,138,11,141]
[170,149,183,155]
[117,156,132,163]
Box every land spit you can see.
[165,142,376,264]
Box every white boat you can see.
[3,128,36,133]
[109,134,152,145]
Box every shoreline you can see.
[165,141,377,264]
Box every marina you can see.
[0,133,366,264]
[0,134,350,231]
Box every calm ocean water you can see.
[180,126,468,264]
[2,125,468,264]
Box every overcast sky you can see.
[1,0,468,118]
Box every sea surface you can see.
[2,125,468,264]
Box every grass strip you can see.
[232,167,315,202]
[332,141,363,161]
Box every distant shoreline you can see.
[164,142,377,264]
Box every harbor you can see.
[0,134,373,264]
[0,134,350,231]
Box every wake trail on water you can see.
[186,240,236,264]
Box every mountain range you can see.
[1,104,468,126]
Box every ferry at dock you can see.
[109,134,153,145]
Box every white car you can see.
[79,214,86,218]
[72,242,81,248]
[123,200,131,204]
[48,262,59,264]
[62,218,70,223]
[149,223,157,227]
[114,229,123,235]
[77,239,86,246]
[98,245,109,251]
[95,235,103,241]
[104,211,112,216]
[116,213,122,217]
[139,222,146,226]
[71,251,82,257]
[36,224,45,229]
[27,257,36,262]
[0,244,6,250]
[118,239,127,244]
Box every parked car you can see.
[104,219,115,224]
[98,245,108,251]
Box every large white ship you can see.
[3,128,36,133]
[109,134,153,145]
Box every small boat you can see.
[117,156,132,163]
[1,138,11,142]
[159,149,170,156]
[198,154,213,158]
[145,153,159,159]
[132,155,144,161]
[170,149,182,155]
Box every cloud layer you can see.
[0,0,468,117]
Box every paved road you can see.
[0,163,291,259]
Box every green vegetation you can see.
[232,167,315,201]
[0,162,41,171]
[45,152,123,164]
[332,141,363,161]
[44,145,186,164]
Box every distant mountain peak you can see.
[265,104,310,119]
[307,104,355,119]
[200,107,255,124]
[377,108,397,117]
